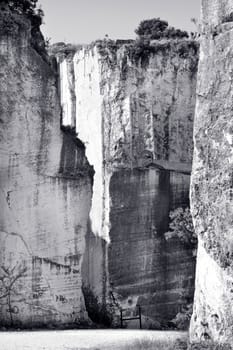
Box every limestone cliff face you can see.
[0,9,93,327]
[0,6,199,328]
[58,39,198,327]
[190,0,233,345]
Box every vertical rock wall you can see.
[190,0,233,345]
[0,6,199,328]
[0,9,93,328]
[108,168,195,326]
[59,39,198,327]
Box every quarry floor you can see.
[0,330,188,350]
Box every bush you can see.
[0,0,44,35]
[172,303,193,330]
[82,285,114,327]
[135,18,189,41]
[49,42,82,56]
[127,38,159,65]
[135,18,168,39]
[165,207,197,255]
[131,18,193,67]
[0,1,47,59]
[0,0,43,22]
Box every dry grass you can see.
[115,338,187,350]
[189,343,232,350]
[72,337,188,350]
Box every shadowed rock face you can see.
[190,0,233,345]
[0,9,93,328]
[108,168,195,326]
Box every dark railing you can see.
[120,305,142,329]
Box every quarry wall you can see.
[58,39,198,327]
[190,0,233,345]
[2,0,233,340]
[0,8,93,327]
[0,4,200,329]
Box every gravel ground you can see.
[0,330,188,350]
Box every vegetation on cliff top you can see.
[0,0,47,60]
[49,42,83,57]
[89,36,198,74]
[0,0,44,27]
[90,18,199,69]
[47,16,198,71]
[129,19,198,66]
[135,18,189,40]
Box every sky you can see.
[38,0,200,44]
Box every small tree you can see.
[135,18,168,40]
[165,207,197,255]
[135,18,189,41]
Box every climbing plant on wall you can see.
[0,262,27,326]
[165,207,197,256]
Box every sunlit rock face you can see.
[0,9,93,327]
[58,39,198,327]
[190,0,233,345]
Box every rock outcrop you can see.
[0,7,93,327]
[190,0,233,345]
[58,39,199,327]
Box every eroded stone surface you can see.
[0,7,199,328]
[108,168,195,326]
[190,0,233,344]
[0,10,93,327]
[58,39,198,327]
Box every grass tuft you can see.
[70,337,188,350]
